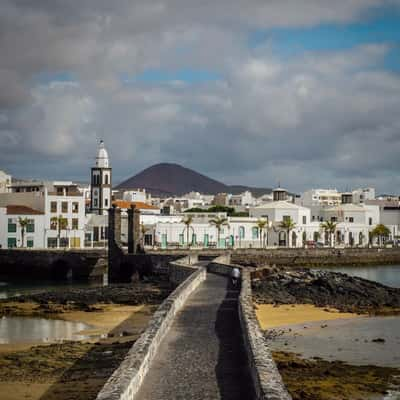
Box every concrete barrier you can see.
[96,257,206,400]
[239,269,292,400]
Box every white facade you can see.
[301,189,342,207]
[0,170,11,193]
[0,182,86,249]
[0,206,45,249]
[352,188,375,204]
[122,189,147,203]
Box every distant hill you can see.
[116,163,272,197]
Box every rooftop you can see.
[6,205,44,215]
[112,200,159,210]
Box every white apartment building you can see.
[122,189,148,203]
[0,181,86,249]
[301,189,342,207]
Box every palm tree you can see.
[320,221,337,247]
[51,215,68,248]
[182,215,194,247]
[279,217,296,247]
[18,217,29,248]
[371,224,391,247]
[209,216,229,248]
[256,218,268,248]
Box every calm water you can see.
[314,264,400,288]
[270,265,400,399]
[0,316,92,344]
[268,316,400,367]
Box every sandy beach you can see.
[255,303,359,330]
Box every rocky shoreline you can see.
[0,277,173,317]
[252,267,400,314]
[273,351,400,400]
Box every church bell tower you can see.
[90,140,112,215]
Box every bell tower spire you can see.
[90,140,112,215]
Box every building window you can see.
[47,238,57,248]
[51,201,57,213]
[302,216,307,224]
[349,217,354,223]
[369,217,373,226]
[57,187,63,195]
[72,202,79,213]
[331,217,337,222]
[283,215,291,223]
[27,239,34,248]
[93,199,98,207]
[26,219,35,233]
[239,226,245,239]
[105,174,109,185]
[7,218,16,233]
[62,202,68,213]
[7,237,17,248]
[72,218,79,230]
[105,198,108,207]
[252,227,259,239]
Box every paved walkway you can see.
[136,273,255,400]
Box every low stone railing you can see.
[168,253,199,285]
[96,257,206,400]
[239,269,292,400]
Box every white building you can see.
[301,188,342,207]
[0,170,11,193]
[0,205,45,249]
[0,181,86,248]
[352,188,375,204]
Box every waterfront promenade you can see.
[136,273,254,400]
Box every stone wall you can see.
[168,253,199,285]
[207,253,234,275]
[232,247,400,267]
[0,248,106,282]
[239,269,292,400]
[96,258,206,400]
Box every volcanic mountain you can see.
[116,163,272,197]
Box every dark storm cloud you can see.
[0,0,399,193]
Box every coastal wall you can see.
[231,247,400,267]
[96,257,206,400]
[239,269,292,400]
[0,248,106,281]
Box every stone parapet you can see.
[96,258,206,400]
[239,269,292,400]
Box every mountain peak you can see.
[116,163,271,197]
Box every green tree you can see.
[256,218,268,248]
[279,217,296,247]
[182,215,194,247]
[51,215,68,248]
[209,216,229,248]
[371,224,391,247]
[18,217,29,248]
[320,221,337,247]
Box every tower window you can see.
[105,174,109,185]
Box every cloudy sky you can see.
[0,1,400,193]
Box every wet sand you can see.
[0,302,155,400]
[255,303,359,330]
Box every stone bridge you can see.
[96,254,292,400]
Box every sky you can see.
[0,1,400,194]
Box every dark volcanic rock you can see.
[252,268,400,313]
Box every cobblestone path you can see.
[136,273,255,400]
